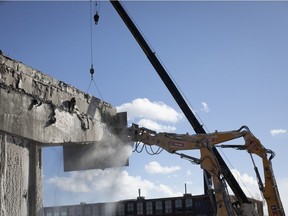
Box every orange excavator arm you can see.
[127,124,285,216]
[127,124,260,216]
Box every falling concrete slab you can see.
[63,112,131,171]
[0,53,129,216]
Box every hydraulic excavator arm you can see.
[127,124,285,216]
[220,126,285,216]
[126,124,261,216]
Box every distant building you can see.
[44,193,263,216]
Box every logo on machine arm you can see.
[247,137,260,151]
[168,141,184,147]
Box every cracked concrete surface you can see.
[0,54,118,144]
[0,53,123,216]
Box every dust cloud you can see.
[63,123,133,171]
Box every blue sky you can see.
[1,1,288,214]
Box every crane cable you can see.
[219,147,256,200]
[87,0,103,100]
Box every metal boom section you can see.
[110,0,250,208]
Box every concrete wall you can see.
[0,132,42,216]
[0,53,120,216]
[0,54,118,144]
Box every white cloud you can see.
[227,170,288,215]
[47,169,181,200]
[145,161,181,174]
[157,184,181,197]
[278,178,288,214]
[270,129,287,137]
[201,102,209,113]
[229,169,270,214]
[48,175,90,193]
[137,119,176,132]
[186,170,193,177]
[230,169,261,200]
[116,98,183,123]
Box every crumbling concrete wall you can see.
[0,132,42,216]
[0,54,117,144]
[0,53,120,216]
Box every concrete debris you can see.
[77,112,90,130]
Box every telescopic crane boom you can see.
[108,1,284,215]
[109,0,254,214]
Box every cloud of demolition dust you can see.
[63,122,133,171]
[59,122,134,213]
[87,125,132,169]
[53,98,185,210]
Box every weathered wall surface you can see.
[0,132,42,216]
[0,53,121,216]
[0,54,118,144]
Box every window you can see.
[155,201,162,214]
[92,205,100,216]
[195,200,201,208]
[118,203,125,216]
[68,206,75,216]
[47,212,52,216]
[165,200,172,213]
[76,207,82,216]
[61,211,67,216]
[54,212,59,216]
[185,199,193,212]
[175,199,183,212]
[100,205,105,216]
[127,203,134,215]
[84,206,91,216]
[137,202,144,215]
[146,202,153,215]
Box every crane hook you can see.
[90,64,94,79]
[94,12,99,25]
